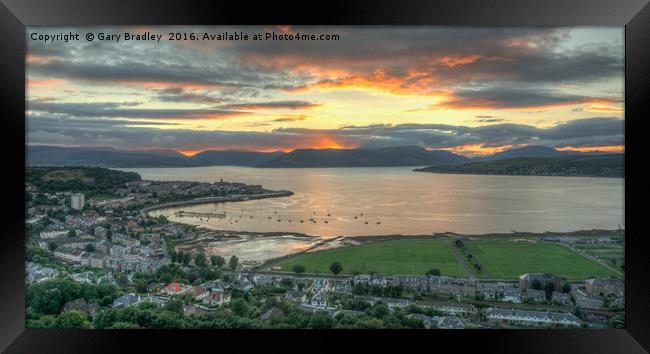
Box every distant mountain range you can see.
[257,146,470,168]
[472,145,620,161]
[415,154,624,178]
[27,144,622,170]
[26,145,282,168]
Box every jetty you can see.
[175,210,226,218]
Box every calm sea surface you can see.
[121,166,624,237]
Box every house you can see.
[231,277,254,291]
[113,293,140,308]
[53,248,87,264]
[584,278,624,298]
[61,298,100,317]
[40,226,68,239]
[485,308,581,327]
[203,291,231,306]
[25,263,58,284]
[418,301,477,317]
[202,280,227,292]
[437,316,465,329]
[89,254,107,269]
[285,290,307,304]
[386,299,410,310]
[519,273,564,291]
[70,271,97,284]
[332,280,352,294]
[310,292,328,308]
[353,274,371,285]
[501,288,522,304]
[574,292,604,310]
[187,286,210,301]
[523,289,547,302]
[162,282,191,296]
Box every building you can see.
[70,271,97,284]
[162,282,191,296]
[519,273,564,292]
[203,291,231,306]
[485,308,581,327]
[437,316,465,329]
[419,301,477,316]
[387,299,411,310]
[285,290,307,304]
[40,225,68,239]
[71,193,85,210]
[584,278,624,298]
[310,292,328,308]
[53,248,86,263]
[187,286,210,301]
[113,293,140,308]
[61,298,100,317]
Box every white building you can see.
[71,193,85,210]
[485,308,581,327]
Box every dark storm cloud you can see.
[27,100,246,120]
[438,86,618,109]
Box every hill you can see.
[27,145,198,168]
[26,166,141,193]
[27,145,287,168]
[190,150,285,166]
[474,145,620,161]
[257,146,470,168]
[414,154,624,177]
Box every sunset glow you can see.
[26,26,624,155]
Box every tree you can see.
[531,279,543,290]
[561,283,571,293]
[544,282,555,300]
[84,244,96,253]
[230,298,249,317]
[425,269,441,277]
[48,241,58,252]
[55,310,92,329]
[194,253,206,267]
[292,265,306,274]
[229,255,239,270]
[67,229,77,238]
[211,255,225,268]
[329,262,343,276]
[106,230,112,241]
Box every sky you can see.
[26,26,624,157]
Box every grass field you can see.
[464,239,621,281]
[574,243,624,267]
[273,239,468,277]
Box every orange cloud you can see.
[557,145,624,153]
[431,54,511,68]
[433,144,520,156]
[27,79,64,89]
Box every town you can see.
[25,167,625,329]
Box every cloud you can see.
[27,100,246,120]
[27,116,624,153]
[221,101,321,110]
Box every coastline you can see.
[140,190,294,216]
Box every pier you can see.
[174,211,226,218]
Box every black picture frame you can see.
[1,0,648,352]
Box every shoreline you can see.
[140,190,293,216]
